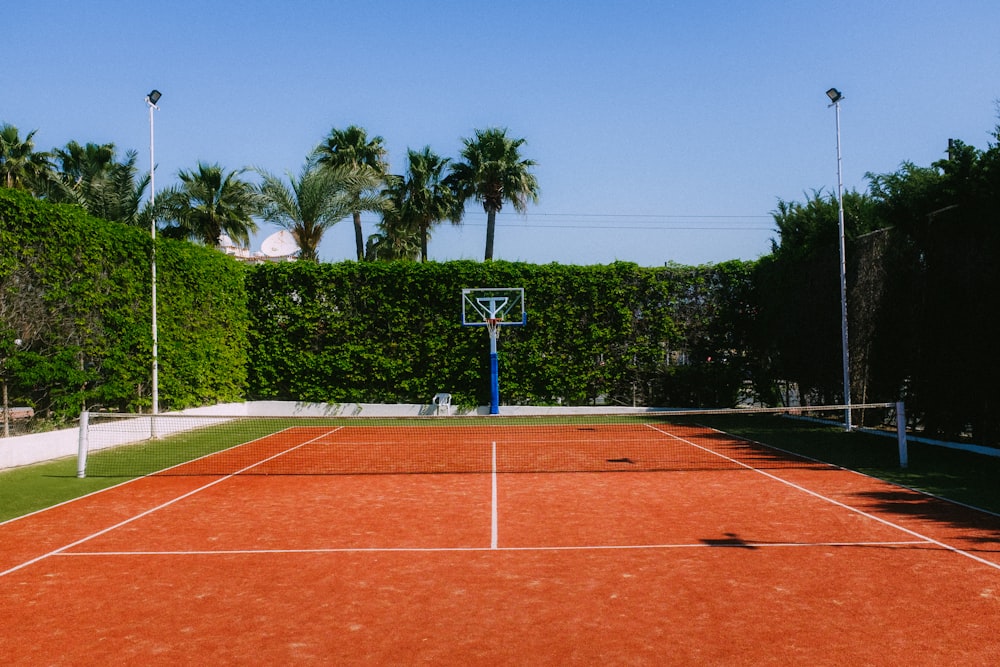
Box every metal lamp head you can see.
[146,89,162,105]
[826,88,843,104]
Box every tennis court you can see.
[2,418,999,665]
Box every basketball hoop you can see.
[460,287,527,415]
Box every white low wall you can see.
[0,426,80,470]
[186,401,668,418]
[181,401,447,418]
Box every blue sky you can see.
[5,1,999,266]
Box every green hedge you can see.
[245,260,756,407]
[0,188,248,421]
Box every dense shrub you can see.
[245,260,756,407]
[0,189,248,421]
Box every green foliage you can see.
[257,163,377,262]
[6,113,1000,454]
[156,243,249,409]
[158,163,261,247]
[313,125,391,261]
[861,128,1000,444]
[245,259,756,408]
[447,127,540,261]
[769,189,881,260]
[761,124,1000,444]
[0,123,55,193]
[757,189,884,404]
[0,188,248,420]
[372,147,459,262]
[47,141,149,226]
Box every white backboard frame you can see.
[461,288,526,327]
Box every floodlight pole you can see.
[146,90,161,428]
[827,88,852,430]
[2,339,21,438]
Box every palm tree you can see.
[367,175,421,261]
[313,125,389,260]
[53,141,116,187]
[0,123,55,194]
[257,163,382,262]
[50,141,149,225]
[447,127,539,261]
[157,163,260,247]
[397,147,460,262]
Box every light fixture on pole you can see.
[145,89,161,426]
[826,87,852,430]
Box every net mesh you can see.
[78,404,903,478]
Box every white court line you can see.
[0,427,344,579]
[645,422,1000,572]
[491,441,499,550]
[56,540,931,557]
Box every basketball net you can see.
[486,317,502,338]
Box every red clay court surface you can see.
[2,422,999,665]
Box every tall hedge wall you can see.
[0,188,248,420]
[245,260,757,408]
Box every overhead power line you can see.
[481,210,774,231]
[355,210,775,231]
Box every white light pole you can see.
[2,339,22,438]
[145,89,161,423]
[826,87,852,430]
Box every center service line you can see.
[491,441,499,549]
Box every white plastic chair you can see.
[432,393,452,416]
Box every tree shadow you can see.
[849,488,1000,548]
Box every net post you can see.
[77,410,90,479]
[896,401,908,469]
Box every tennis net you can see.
[77,403,906,478]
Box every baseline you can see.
[55,539,931,557]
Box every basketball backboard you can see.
[461,287,526,327]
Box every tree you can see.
[53,141,115,189]
[447,127,539,261]
[769,188,880,260]
[50,141,149,225]
[157,163,261,247]
[366,175,421,261]
[257,163,381,262]
[313,125,390,261]
[756,189,881,405]
[865,129,1000,442]
[0,123,54,194]
[394,146,460,262]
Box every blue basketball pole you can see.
[489,327,500,414]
